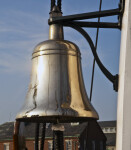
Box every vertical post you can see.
[53,131,64,150]
[40,123,46,150]
[116,0,131,149]
[13,121,26,150]
[52,124,65,150]
[35,123,40,150]
[13,121,20,150]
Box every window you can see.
[71,122,79,126]
[103,127,116,133]
[105,128,108,133]
[66,140,72,150]
[4,143,9,150]
[48,141,53,150]
[102,128,105,133]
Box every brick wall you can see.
[0,141,13,150]
[0,137,79,150]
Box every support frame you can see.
[48,0,125,91]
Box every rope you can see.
[89,0,103,101]
[40,123,46,150]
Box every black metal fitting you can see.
[53,131,64,150]
[40,123,46,150]
[48,8,121,29]
[65,22,119,91]
[57,0,62,12]
[48,0,125,92]
[35,123,40,150]
[113,74,119,92]
[49,0,125,92]
[51,0,56,12]
[49,0,125,30]
[118,0,125,29]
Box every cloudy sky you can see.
[0,0,121,124]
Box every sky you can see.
[0,0,121,124]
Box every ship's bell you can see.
[16,7,99,123]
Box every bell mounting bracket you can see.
[48,0,125,92]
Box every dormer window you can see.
[102,127,116,133]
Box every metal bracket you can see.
[48,0,125,91]
[118,0,125,29]
[49,0,125,29]
[63,22,118,91]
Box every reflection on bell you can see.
[16,9,99,123]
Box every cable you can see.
[90,0,103,101]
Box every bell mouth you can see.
[16,116,97,123]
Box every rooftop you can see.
[99,120,116,128]
[0,121,116,146]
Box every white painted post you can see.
[116,0,131,149]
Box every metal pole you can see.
[13,121,20,150]
[53,131,64,150]
[49,8,120,23]
[116,0,131,149]
[52,124,65,150]
[35,123,40,150]
[40,123,46,150]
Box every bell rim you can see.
[16,116,98,123]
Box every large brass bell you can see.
[16,7,99,123]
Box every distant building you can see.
[99,121,116,150]
[0,121,116,150]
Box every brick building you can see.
[0,121,116,150]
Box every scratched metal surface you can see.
[16,10,98,123]
[16,39,98,123]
